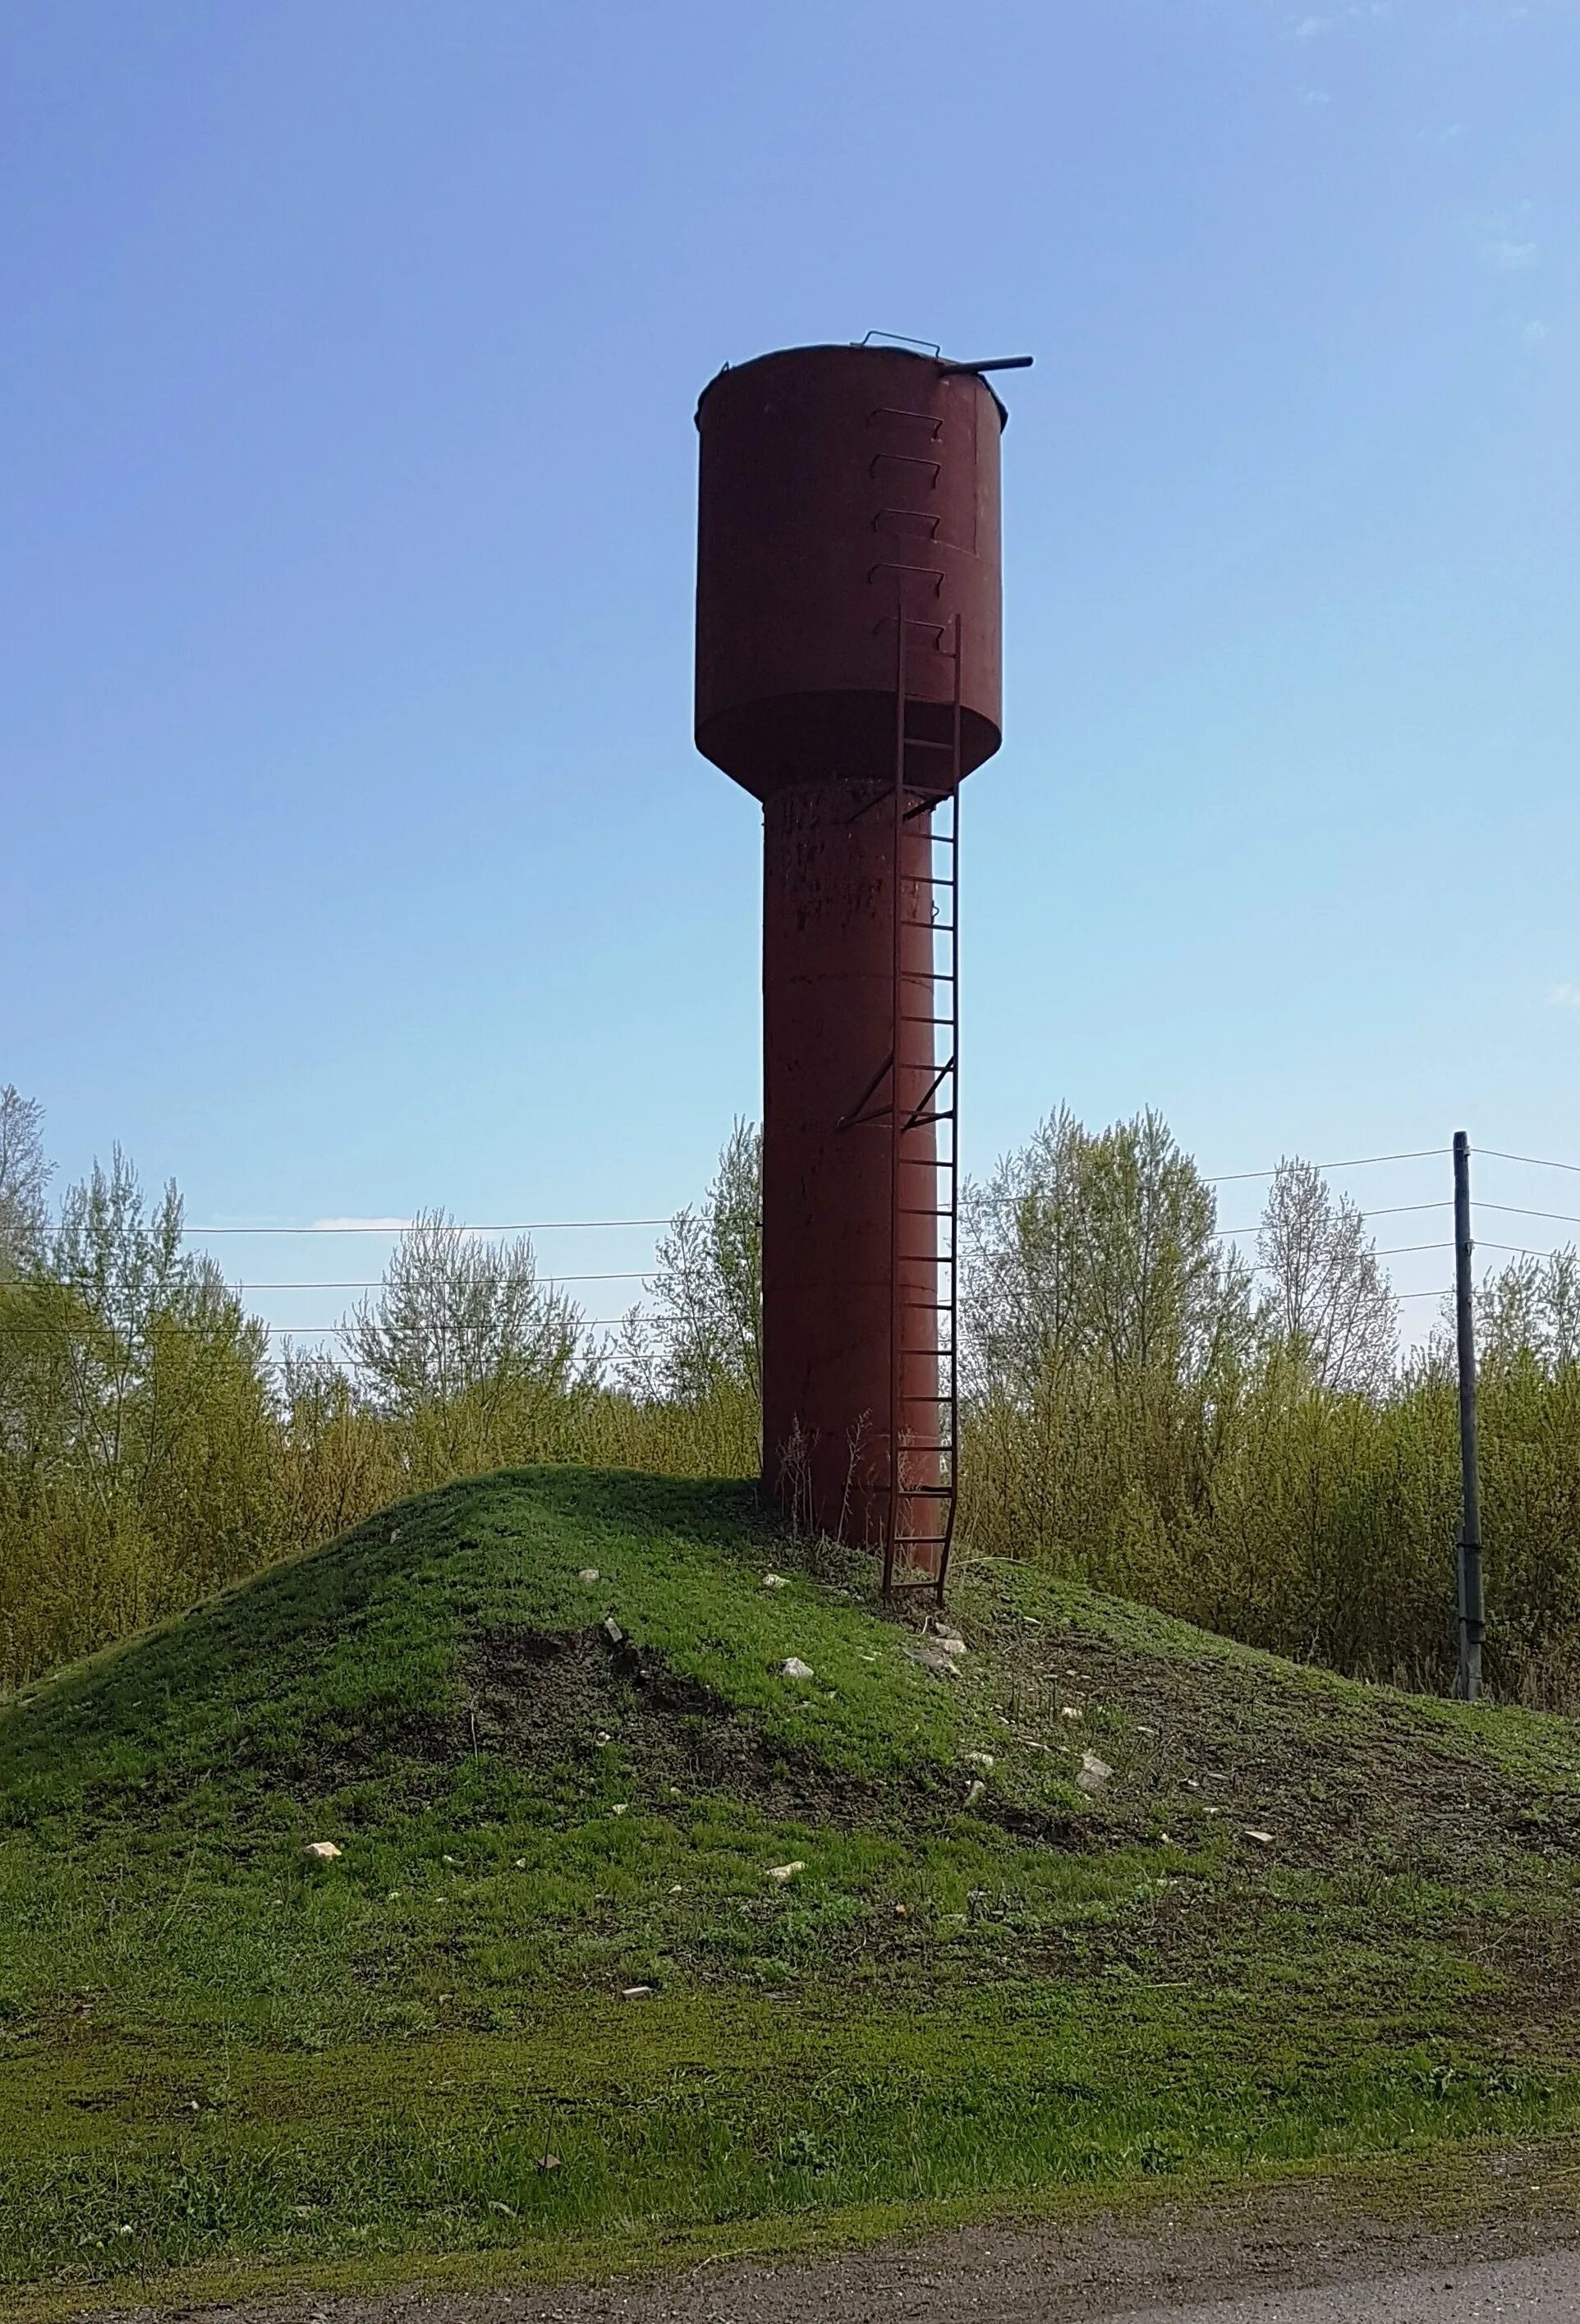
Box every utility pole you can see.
[1453,1130,1484,1702]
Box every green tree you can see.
[341,1211,586,1482]
[960,1109,1255,1585]
[0,1149,277,1685]
[0,1086,49,1269]
[1255,1157,1398,1394]
[962,1107,1253,1404]
[621,1120,761,1404]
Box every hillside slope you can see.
[4,1467,1580,2309]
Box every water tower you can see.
[694,339,1025,1596]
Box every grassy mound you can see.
[5,1467,1580,2309]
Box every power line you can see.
[163,1154,1580,1240]
[1478,1149,1580,1179]
[174,1152,1580,1244]
[1478,1201,1580,1229]
[1215,1200,1448,1237]
[1477,1242,1571,1258]
[232,1271,658,1291]
[181,1218,673,1236]
[260,1329,627,1348]
[0,1321,643,1339]
[180,1149,1460,1238]
[1202,1147,1444,1185]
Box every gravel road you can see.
[94,2180,1580,2324]
[1105,2248,1580,2318]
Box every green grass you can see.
[6,1466,1580,2309]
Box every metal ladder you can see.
[882,606,962,1602]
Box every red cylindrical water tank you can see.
[694,343,1007,1551]
[696,346,1004,796]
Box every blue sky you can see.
[3,0,1578,1342]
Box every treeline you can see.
[958,1109,1580,1700]
[3,1085,1578,1701]
[0,1092,756,1691]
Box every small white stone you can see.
[603,1616,624,1645]
[781,1657,815,1680]
[621,1984,653,2000]
[609,1803,627,1816]
[1242,1826,1275,1846]
[966,1752,995,1771]
[1076,1752,1113,1794]
[303,1840,342,1862]
[907,1643,961,1680]
[762,1573,788,1590]
[936,1633,967,1657]
[964,1780,986,1807]
[765,1861,805,1883]
[579,1568,599,1585]
[1059,1705,1083,1722]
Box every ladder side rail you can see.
[884,597,908,1598]
[935,612,964,1600]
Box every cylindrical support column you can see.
[761,781,942,1543]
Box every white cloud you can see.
[1486,237,1539,271]
[1417,123,1464,149]
[1546,984,1580,1009]
[1294,13,1331,34]
[1523,319,1550,342]
[1300,84,1333,103]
